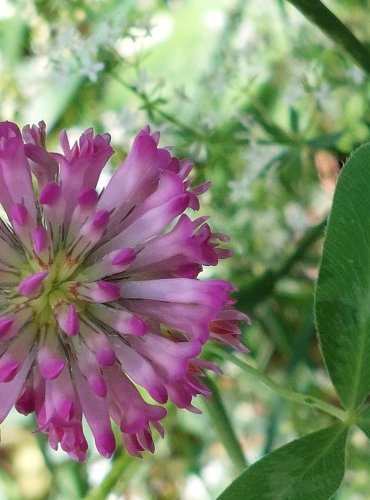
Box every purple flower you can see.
[0,121,248,461]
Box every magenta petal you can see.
[129,334,202,381]
[77,281,121,303]
[32,227,48,254]
[98,128,159,214]
[94,281,121,302]
[93,210,110,230]
[57,127,113,219]
[0,309,32,342]
[91,306,148,336]
[73,363,116,458]
[65,305,80,336]
[0,354,34,422]
[82,248,136,281]
[10,203,28,226]
[78,188,98,208]
[0,123,37,221]
[89,375,107,397]
[15,386,35,415]
[0,317,14,337]
[111,248,136,266]
[40,359,65,380]
[19,272,48,296]
[120,278,228,305]
[58,399,74,421]
[95,430,116,458]
[129,317,147,336]
[96,347,116,366]
[0,361,20,382]
[23,144,59,188]
[57,304,80,336]
[39,182,61,205]
[112,340,168,403]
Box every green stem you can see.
[286,0,370,75]
[237,217,326,308]
[263,307,316,453]
[83,452,131,500]
[204,376,248,474]
[112,71,204,140]
[207,345,347,422]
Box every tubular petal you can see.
[19,272,48,296]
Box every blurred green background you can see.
[0,0,370,498]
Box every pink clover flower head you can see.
[0,120,248,461]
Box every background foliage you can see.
[1,0,370,498]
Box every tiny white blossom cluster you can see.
[228,140,281,203]
[48,20,122,83]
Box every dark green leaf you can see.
[289,107,299,133]
[315,144,370,409]
[307,131,342,148]
[356,404,370,439]
[217,424,348,500]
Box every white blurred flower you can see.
[182,474,210,500]
[245,141,282,182]
[346,66,366,85]
[101,107,142,143]
[229,141,281,202]
[202,9,226,31]
[229,176,252,203]
[132,68,154,94]
[88,459,112,488]
[202,458,230,489]
[282,83,304,107]
[116,14,173,58]
[94,19,123,47]
[255,209,287,249]
[47,17,126,83]
[284,203,309,232]
[54,26,82,53]
[314,82,331,108]
[237,112,255,131]
[0,0,14,19]
[201,110,222,128]
[78,57,105,82]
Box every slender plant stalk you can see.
[112,71,205,140]
[263,308,315,453]
[238,217,326,308]
[207,345,348,422]
[287,0,370,75]
[204,376,248,474]
[84,452,131,500]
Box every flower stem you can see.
[237,217,326,308]
[83,451,131,500]
[287,0,370,75]
[112,71,205,140]
[207,345,348,422]
[203,376,248,474]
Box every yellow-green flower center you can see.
[19,251,85,327]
